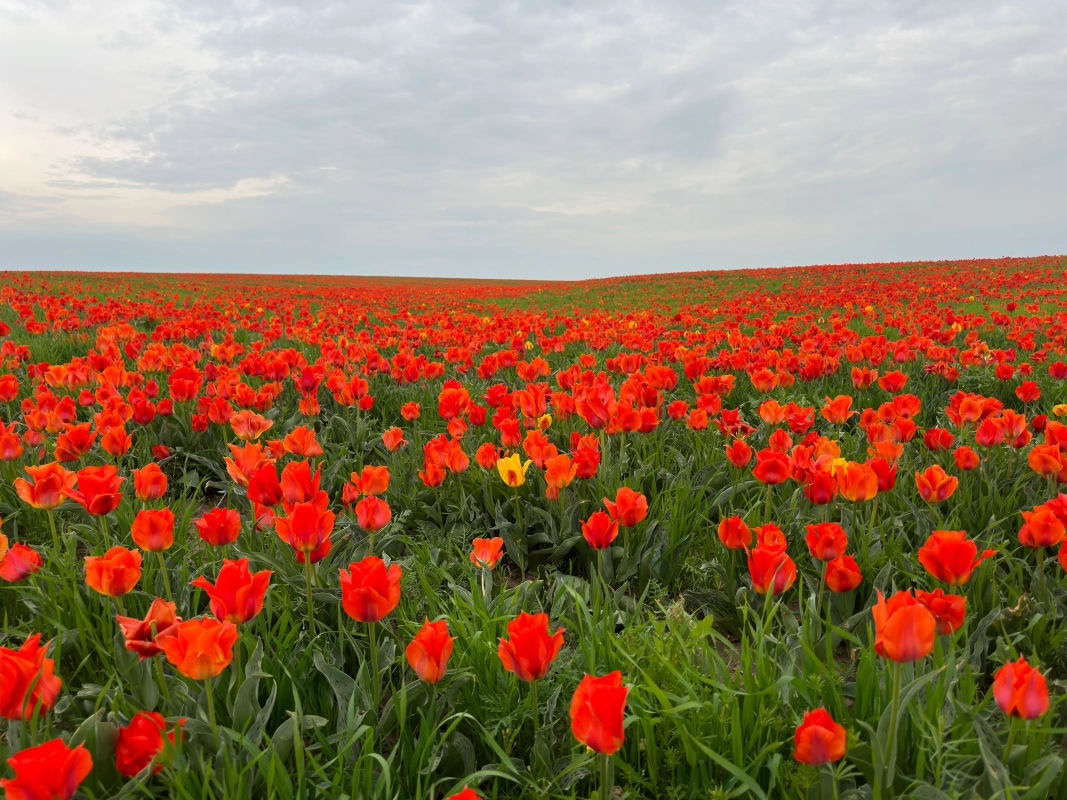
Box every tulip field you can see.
[2,256,1067,799]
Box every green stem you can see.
[530,678,539,742]
[47,510,60,560]
[205,676,219,747]
[867,493,880,557]
[1036,547,1048,612]
[369,621,381,712]
[1003,717,1018,765]
[155,656,170,702]
[304,556,316,638]
[600,752,611,800]
[883,662,903,794]
[234,634,243,690]
[763,484,772,525]
[156,551,174,603]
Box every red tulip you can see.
[825,555,862,592]
[917,529,995,586]
[915,588,966,635]
[131,463,168,501]
[753,448,790,484]
[85,546,142,597]
[717,516,752,550]
[340,556,402,623]
[355,495,392,533]
[0,737,92,800]
[405,618,455,683]
[115,711,183,777]
[117,598,181,659]
[130,508,175,552]
[190,558,272,624]
[1018,506,1066,548]
[602,487,647,527]
[0,542,42,582]
[247,463,283,507]
[569,671,628,755]
[63,464,125,516]
[793,708,846,764]
[804,522,847,561]
[915,465,958,503]
[581,510,619,550]
[195,507,242,546]
[0,633,62,720]
[872,589,936,662]
[725,439,752,468]
[993,656,1049,720]
[497,611,564,682]
[275,493,335,555]
[747,545,796,596]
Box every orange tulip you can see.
[116,598,181,659]
[837,461,878,502]
[793,708,846,764]
[603,487,647,527]
[224,441,272,488]
[569,671,628,755]
[872,589,936,662]
[820,395,857,424]
[993,656,1049,720]
[0,633,62,720]
[132,463,168,501]
[100,424,132,457]
[190,558,272,624]
[917,529,995,586]
[498,611,564,682]
[130,508,175,552]
[382,427,407,452]
[470,537,505,569]
[158,617,239,680]
[280,460,321,509]
[282,425,323,457]
[85,546,142,597]
[229,409,273,441]
[405,618,454,683]
[340,555,402,623]
[544,453,577,497]
[350,465,391,496]
[1028,444,1064,476]
[915,465,958,503]
[0,542,42,582]
[14,463,76,510]
[953,446,980,470]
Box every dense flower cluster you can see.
[0,257,1065,798]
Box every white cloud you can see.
[0,0,1065,277]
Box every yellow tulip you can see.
[496,454,531,487]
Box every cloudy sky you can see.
[1,1,1065,279]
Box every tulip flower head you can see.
[470,537,505,569]
[117,598,181,659]
[872,589,936,662]
[582,510,619,550]
[603,487,648,527]
[0,737,92,800]
[190,558,272,624]
[85,546,142,597]
[917,529,995,586]
[0,633,62,720]
[793,708,846,764]
[496,453,531,487]
[340,555,402,623]
[569,671,628,755]
[993,656,1049,720]
[116,711,183,777]
[158,617,239,680]
[405,618,455,683]
[498,611,564,682]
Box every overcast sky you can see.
[1,1,1065,279]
